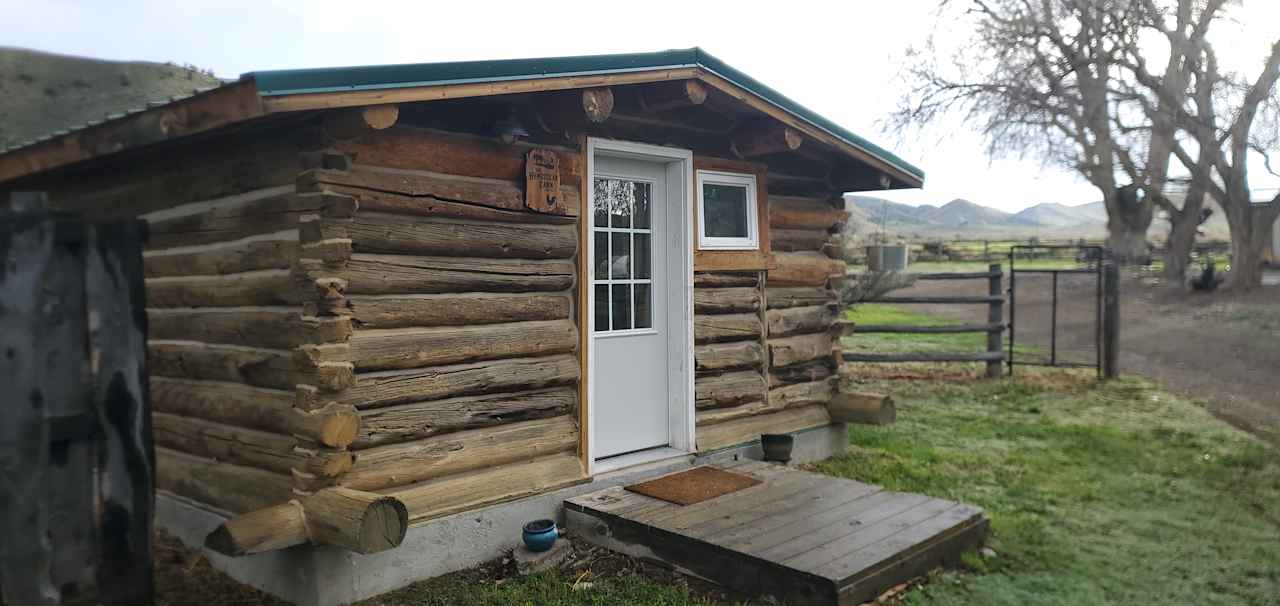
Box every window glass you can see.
[610,284,632,330]
[703,183,749,238]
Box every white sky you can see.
[3,0,1277,212]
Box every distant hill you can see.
[847,195,1103,230]
[844,193,1233,242]
[923,198,1013,227]
[1012,202,1099,227]
[0,47,223,149]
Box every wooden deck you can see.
[564,460,987,605]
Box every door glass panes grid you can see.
[593,177,653,333]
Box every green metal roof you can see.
[245,48,924,183]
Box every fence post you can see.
[986,263,1004,378]
[1102,261,1120,379]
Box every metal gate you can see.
[1007,245,1118,378]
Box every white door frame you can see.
[585,137,694,475]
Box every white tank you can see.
[866,245,909,272]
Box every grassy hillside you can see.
[0,47,223,149]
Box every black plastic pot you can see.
[760,433,795,463]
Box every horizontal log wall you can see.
[43,125,369,513]
[304,126,587,522]
[694,190,847,452]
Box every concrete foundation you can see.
[156,423,848,606]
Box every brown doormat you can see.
[625,466,761,506]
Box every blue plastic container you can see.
[522,519,558,552]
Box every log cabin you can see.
[0,48,927,603]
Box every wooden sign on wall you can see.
[525,148,561,213]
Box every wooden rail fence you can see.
[842,264,1005,378]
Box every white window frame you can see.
[696,170,759,250]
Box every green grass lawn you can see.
[842,303,1038,362]
[844,303,987,353]
[816,372,1280,605]
[906,259,1085,273]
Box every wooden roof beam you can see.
[322,104,400,140]
[732,123,803,158]
[534,87,614,136]
[638,80,708,112]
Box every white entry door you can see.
[591,155,671,458]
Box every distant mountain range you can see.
[848,195,1107,229]
[845,194,1229,241]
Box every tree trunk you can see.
[1103,187,1154,264]
[1224,198,1279,291]
[1106,217,1151,264]
[1227,219,1266,291]
[1162,192,1206,289]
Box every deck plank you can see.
[725,487,896,557]
[565,462,987,605]
[784,498,958,571]
[684,477,877,541]
[751,491,931,562]
[820,503,986,587]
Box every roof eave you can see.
[0,79,266,184]
[0,50,924,188]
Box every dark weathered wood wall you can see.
[0,206,152,605]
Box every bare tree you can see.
[892,0,1158,262]
[1121,0,1280,289]
[1111,0,1220,286]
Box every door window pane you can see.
[634,284,652,329]
[610,232,631,279]
[593,232,609,281]
[594,285,610,331]
[609,182,632,229]
[611,284,632,330]
[593,177,610,228]
[702,183,749,238]
[633,184,651,229]
[633,233,651,279]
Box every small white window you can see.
[696,170,759,250]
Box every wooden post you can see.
[0,198,73,606]
[986,263,1004,378]
[84,220,154,606]
[1102,261,1120,379]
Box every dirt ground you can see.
[894,270,1280,445]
